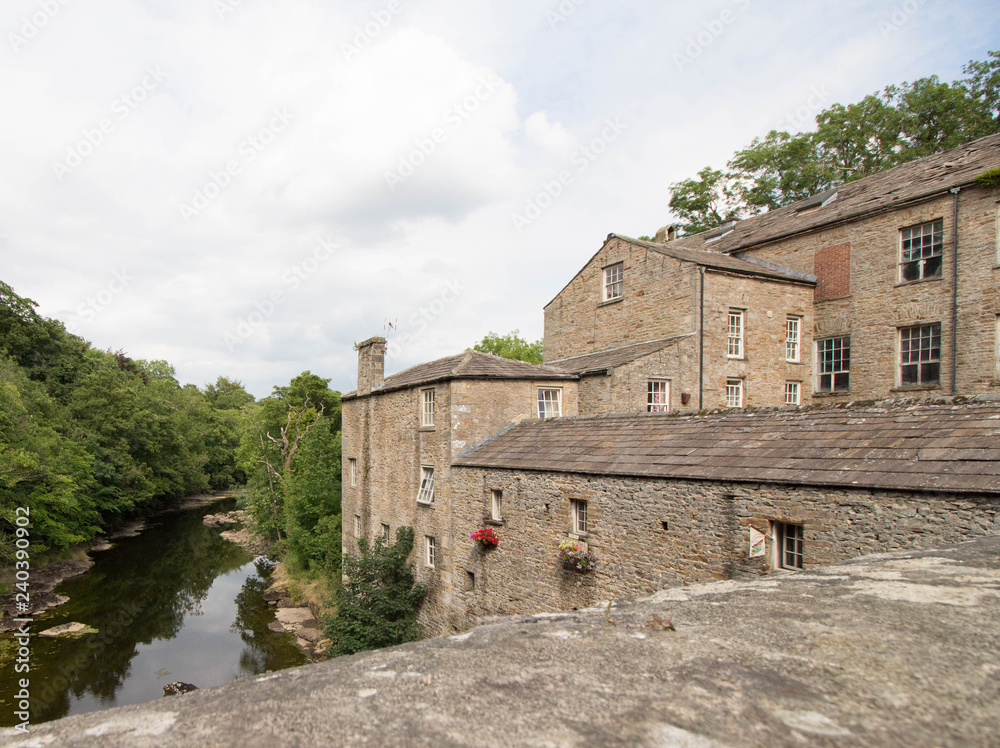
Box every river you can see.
[0,497,306,726]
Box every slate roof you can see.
[343,350,576,400]
[615,234,818,283]
[546,334,695,375]
[454,402,1000,494]
[664,133,1000,255]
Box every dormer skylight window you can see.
[795,188,838,214]
[703,221,737,243]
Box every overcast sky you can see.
[1,0,997,398]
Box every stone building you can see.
[342,133,1000,635]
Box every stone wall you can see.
[418,466,1000,633]
[700,270,813,408]
[738,185,1000,400]
[543,238,697,361]
[342,377,580,634]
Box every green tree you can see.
[324,527,425,656]
[471,330,543,363]
[728,131,837,214]
[667,166,743,234]
[665,53,1000,234]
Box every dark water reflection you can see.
[0,499,305,725]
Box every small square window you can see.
[417,466,435,504]
[421,388,435,427]
[899,323,941,386]
[784,382,801,405]
[538,388,562,419]
[381,523,390,544]
[603,262,623,301]
[817,336,850,392]
[726,378,743,408]
[354,514,362,537]
[727,309,744,359]
[900,219,943,282]
[785,317,801,362]
[426,536,437,568]
[349,458,357,487]
[774,522,804,569]
[647,380,670,412]
[570,499,588,535]
[490,489,503,521]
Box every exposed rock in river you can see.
[39,622,97,638]
[163,682,199,696]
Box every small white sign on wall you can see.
[749,526,766,558]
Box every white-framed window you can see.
[774,522,804,569]
[381,523,390,544]
[538,388,562,419]
[490,489,503,521]
[900,219,943,282]
[817,336,850,392]
[570,499,588,535]
[354,514,362,536]
[785,317,801,362]
[426,535,436,568]
[784,381,801,405]
[349,458,357,487]
[647,380,670,412]
[603,262,623,301]
[726,378,743,408]
[727,309,744,358]
[417,466,435,504]
[421,388,435,427]
[900,323,941,386]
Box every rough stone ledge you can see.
[4,535,999,747]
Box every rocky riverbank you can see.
[201,509,271,556]
[261,584,330,660]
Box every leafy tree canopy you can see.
[667,51,1000,235]
[471,330,543,364]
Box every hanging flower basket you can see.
[470,527,499,548]
[558,540,596,572]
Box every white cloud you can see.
[0,0,995,397]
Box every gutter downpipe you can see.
[699,266,705,409]
[950,187,961,396]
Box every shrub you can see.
[324,526,425,656]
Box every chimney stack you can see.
[356,336,386,394]
[653,224,680,243]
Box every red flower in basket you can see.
[470,527,499,547]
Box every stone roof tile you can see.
[661,133,1000,254]
[454,402,1000,494]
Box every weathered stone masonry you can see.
[439,468,1000,630]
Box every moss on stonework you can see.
[974,167,1000,188]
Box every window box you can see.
[558,539,596,572]
[470,527,499,549]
